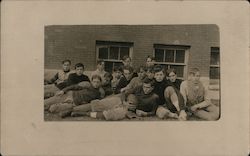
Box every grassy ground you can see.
[44,92,220,121]
[44,111,203,121]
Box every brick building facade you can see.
[45,25,219,81]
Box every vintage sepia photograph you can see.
[2,1,249,155]
[44,25,220,121]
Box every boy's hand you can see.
[56,90,64,96]
[120,87,127,93]
[178,110,187,121]
[136,110,147,117]
[167,112,179,119]
[190,105,199,112]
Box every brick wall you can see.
[45,25,219,78]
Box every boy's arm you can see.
[46,73,59,84]
[62,84,84,93]
[195,87,212,109]
[99,87,105,99]
[180,81,188,105]
[145,96,159,116]
[114,78,125,94]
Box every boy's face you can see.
[138,69,146,80]
[62,62,71,72]
[142,83,154,95]
[91,78,101,88]
[146,58,155,67]
[123,58,131,67]
[114,71,122,79]
[168,72,177,82]
[190,72,201,83]
[146,71,155,80]
[154,71,165,82]
[97,62,105,71]
[75,67,84,76]
[103,76,111,85]
[123,69,133,80]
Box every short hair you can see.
[123,65,134,74]
[136,65,147,73]
[153,65,165,74]
[104,72,113,81]
[113,66,123,72]
[146,55,155,61]
[143,77,155,87]
[166,68,177,76]
[96,59,105,65]
[62,59,71,65]
[75,63,84,69]
[146,66,154,73]
[122,55,131,61]
[91,74,102,82]
[188,68,200,76]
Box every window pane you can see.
[120,47,130,60]
[114,62,123,68]
[175,50,185,63]
[110,47,119,60]
[104,61,114,73]
[210,52,220,65]
[170,65,184,77]
[155,49,164,62]
[210,67,220,79]
[165,49,174,62]
[99,47,108,59]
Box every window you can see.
[96,41,133,72]
[210,47,220,79]
[154,44,190,78]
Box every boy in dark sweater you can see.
[166,68,183,90]
[44,59,73,98]
[125,78,159,117]
[152,65,187,120]
[44,75,103,117]
[102,72,113,96]
[66,63,90,87]
[114,66,134,94]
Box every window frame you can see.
[209,47,220,79]
[96,41,134,72]
[153,44,190,79]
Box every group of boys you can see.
[44,55,219,121]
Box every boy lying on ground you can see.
[44,59,73,98]
[44,75,103,117]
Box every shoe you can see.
[59,110,71,118]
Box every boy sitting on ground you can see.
[102,72,113,97]
[180,68,219,120]
[66,63,90,87]
[124,78,159,117]
[114,66,134,94]
[152,65,187,120]
[120,66,147,92]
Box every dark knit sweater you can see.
[67,73,90,87]
[153,79,171,105]
[126,86,159,116]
